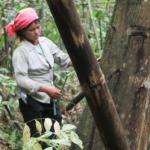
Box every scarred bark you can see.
[46,0,130,149]
[101,0,150,150]
[67,0,150,150]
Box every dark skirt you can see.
[19,95,62,137]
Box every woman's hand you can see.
[39,85,62,99]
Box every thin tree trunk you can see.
[87,0,101,51]
[98,19,103,50]
[46,0,130,149]
[65,92,84,111]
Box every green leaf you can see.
[44,147,53,150]
[35,120,42,134]
[62,124,76,132]
[0,68,9,74]
[59,131,69,140]
[50,139,71,147]
[23,138,37,150]
[44,118,52,132]
[40,131,53,138]
[0,95,2,103]
[70,131,83,149]
[32,142,42,150]
[23,124,31,144]
[54,121,60,135]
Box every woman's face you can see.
[23,20,41,44]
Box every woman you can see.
[5,8,71,138]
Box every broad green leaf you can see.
[35,120,42,134]
[44,118,52,132]
[23,124,31,144]
[70,131,83,149]
[50,139,71,146]
[0,68,9,74]
[44,147,53,150]
[32,142,42,150]
[54,121,60,135]
[40,131,53,138]
[23,138,37,150]
[59,131,69,140]
[0,96,2,103]
[62,124,76,132]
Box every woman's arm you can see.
[46,37,71,68]
[13,49,63,99]
[39,85,62,99]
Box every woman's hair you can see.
[16,19,40,41]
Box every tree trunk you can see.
[102,1,150,149]
[46,0,129,149]
[78,0,150,150]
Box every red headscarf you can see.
[5,8,39,36]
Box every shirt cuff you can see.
[29,82,42,94]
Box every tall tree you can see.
[77,0,150,150]
[46,0,130,149]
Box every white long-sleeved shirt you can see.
[13,36,70,103]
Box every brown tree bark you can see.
[78,0,150,150]
[102,1,150,149]
[46,0,130,149]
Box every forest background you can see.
[0,0,143,149]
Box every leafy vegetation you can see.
[0,68,22,149]
[23,118,83,150]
